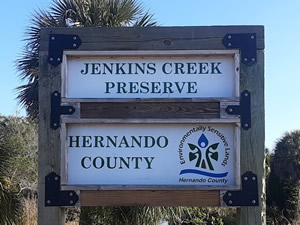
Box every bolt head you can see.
[244,176,248,181]
[49,58,53,61]
[54,92,58,96]
[47,200,51,204]
[228,192,232,197]
[69,192,73,197]
[53,123,57,127]
[164,40,171,45]
[70,200,74,204]
[228,35,232,39]
[69,108,73,112]
[57,58,61,61]
[251,58,255,62]
[229,108,233,113]
[244,58,248,62]
[252,176,256,181]
[252,200,256,204]
[251,35,255,39]
[51,36,55,40]
[73,36,77,40]
[244,123,249,128]
[73,43,77,47]
[244,92,249,97]
[228,200,233,204]
[54,176,59,181]
[228,43,232,47]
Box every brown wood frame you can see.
[39,26,264,225]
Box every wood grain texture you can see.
[81,102,219,119]
[38,51,65,224]
[238,50,265,225]
[40,26,264,52]
[38,26,265,224]
[80,190,220,206]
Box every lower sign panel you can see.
[62,123,240,190]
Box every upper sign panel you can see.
[63,50,239,99]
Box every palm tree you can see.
[0,118,23,224]
[273,130,300,180]
[273,130,300,223]
[16,0,157,119]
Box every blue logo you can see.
[178,127,229,178]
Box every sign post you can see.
[39,26,265,225]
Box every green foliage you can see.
[168,207,226,225]
[0,116,38,193]
[266,132,300,225]
[273,130,300,180]
[0,116,37,224]
[78,206,193,225]
[16,0,157,119]
[266,169,299,224]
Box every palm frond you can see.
[0,119,24,224]
[15,81,39,119]
[16,0,157,119]
[134,11,157,27]
[0,184,23,225]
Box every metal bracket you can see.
[222,33,257,66]
[45,172,79,207]
[225,90,251,130]
[223,171,259,206]
[50,91,75,130]
[48,34,82,66]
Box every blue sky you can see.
[1,0,300,150]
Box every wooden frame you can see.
[39,26,264,225]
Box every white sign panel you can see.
[64,123,240,189]
[63,51,239,99]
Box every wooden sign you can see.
[39,26,265,225]
[62,123,240,189]
[62,50,239,99]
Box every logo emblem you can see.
[178,125,232,183]
[188,134,219,170]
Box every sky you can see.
[1,0,300,150]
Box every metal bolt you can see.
[244,92,249,97]
[73,43,77,47]
[54,92,58,96]
[228,35,232,39]
[244,123,249,128]
[54,176,59,181]
[69,192,73,197]
[73,36,77,40]
[229,108,233,113]
[228,193,232,197]
[49,58,53,61]
[251,58,255,62]
[252,200,256,204]
[70,200,74,204]
[164,40,171,45]
[57,58,61,61]
[251,35,255,39]
[69,108,73,112]
[252,176,256,181]
[53,123,57,127]
[51,36,55,40]
[244,176,248,181]
[244,58,248,62]
[228,43,232,47]
[228,200,233,204]
[47,200,51,204]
